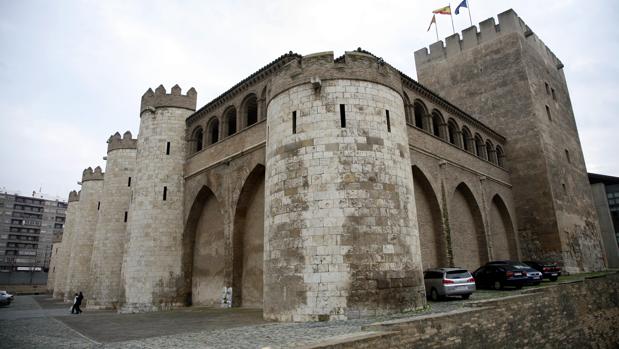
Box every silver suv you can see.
[424,268,476,301]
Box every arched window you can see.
[447,118,460,147]
[403,93,412,125]
[486,140,496,164]
[224,107,237,136]
[207,117,219,145]
[474,134,486,159]
[462,127,473,152]
[413,100,427,129]
[192,127,204,153]
[431,110,445,139]
[241,94,258,128]
[496,145,505,167]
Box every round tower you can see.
[52,190,79,300]
[121,84,197,312]
[88,131,137,309]
[264,51,425,321]
[65,167,104,300]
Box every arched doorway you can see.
[183,186,225,306]
[232,165,265,308]
[449,183,488,271]
[412,166,445,269]
[489,195,518,260]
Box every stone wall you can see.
[264,51,425,322]
[54,192,79,300]
[121,86,196,312]
[303,273,619,348]
[414,9,605,272]
[88,133,136,310]
[65,168,103,300]
[46,242,61,292]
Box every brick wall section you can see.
[89,140,136,310]
[265,52,426,322]
[303,273,619,348]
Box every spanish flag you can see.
[432,5,452,15]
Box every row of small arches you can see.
[405,97,506,167]
[191,91,265,153]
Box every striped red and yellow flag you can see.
[432,5,452,15]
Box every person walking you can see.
[75,291,84,314]
[70,293,78,314]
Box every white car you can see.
[0,290,14,301]
[0,291,11,306]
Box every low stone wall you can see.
[303,273,619,348]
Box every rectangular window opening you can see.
[166,142,170,155]
[340,104,346,128]
[292,111,297,134]
[124,211,128,222]
[545,105,552,121]
[386,110,391,132]
[127,177,132,187]
[163,186,167,201]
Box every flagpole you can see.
[449,7,455,33]
[435,21,439,42]
[467,0,473,26]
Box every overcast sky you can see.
[0,0,617,199]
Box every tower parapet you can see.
[82,166,104,182]
[107,131,137,153]
[140,84,197,114]
[68,190,80,202]
[414,9,563,70]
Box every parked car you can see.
[523,261,561,281]
[0,290,14,301]
[423,268,476,301]
[487,260,543,285]
[472,264,529,290]
[0,292,11,306]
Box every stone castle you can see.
[48,9,607,322]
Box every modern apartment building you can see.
[0,191,67,272]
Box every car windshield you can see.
[445,270,471,279]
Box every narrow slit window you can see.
[545,82,550,95]
[124,211,128,222]
[386,110,391,132]
[551,88,556,101]
[340,104,346,128]
[292,111,297,134]
[97,202,100,210]
[166,141,170,155]
[127,177,131,187]
[163,186,167,201]
[545,105,552,121]
[565,149,571,163]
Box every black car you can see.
[472,264,528,290]
[523,261,561,281]
[486,260,543,285]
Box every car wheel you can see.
[493,281,503,290]
[462,294,471,300]
[430,288,440,301]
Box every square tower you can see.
[414,9,605,272]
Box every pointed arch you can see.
[191,126,204,153]
[474,133,486,159]
[449,182,488,271]
[486,139,497,164]
[489,194,518,260]
[232,164,266,308]
[461,126,473,152]
[496,145,505,167]
[431,109,445,139]
[182,185,225,306]
[412,166,446,269]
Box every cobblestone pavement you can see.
[0,285,551,349]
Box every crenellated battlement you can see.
[140,84,197,114]
[68,190,80,202]
[414,9,563,70]
[269,49,403,101]
[82,166,104,182]
[107,131,137,153]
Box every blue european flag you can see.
[455,0,468,15]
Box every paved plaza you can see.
[0,286,559,349]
